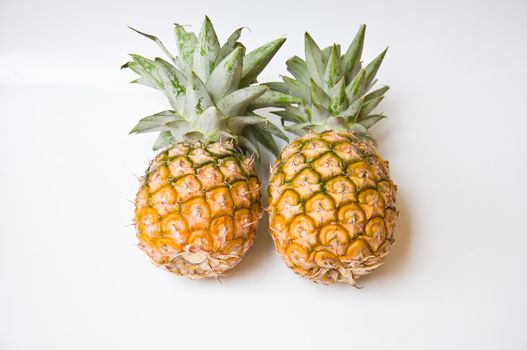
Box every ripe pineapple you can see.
[267,25,398,286]
[124,17,298,278]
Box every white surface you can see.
[1,0,526,349]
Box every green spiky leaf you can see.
[249,90,302,109]
[358,114,385,129]
[359,96,384,117]
[364,85,389,101]
[155,58,187,111]
[341,97,364,122]
[122,54,161,90]
[348,122,368,134]
[227,115,267,135]
[345,68,365,102]
[184,72,213,120]
[304,32,324,86]
[324,116,348,131]
[195,106,225,138]
[125,17,295,155]
[328,78,347,115]
[309,103,332,124]
[263,81,290,94]
[273,106,309,124]
[282,76,310,103]
[246,124,280,156]
[285,122,312,136]
[323,44,343,89]
[363,48,388,92]
[238,134,260,158]
[342,24,365,82]
[174,24,197,72]
[240,37,286,87]
[153,131,174,150]
[130,110,185,134]
[192,16,221,82]
[217,28,243,64]
[309,79,330,107]
[206,46,244,100]
[286,56,309,84]
[217,85,267,116]
[129,27,175,63]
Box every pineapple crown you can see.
[123,16,300,156]
[268,25,388,139]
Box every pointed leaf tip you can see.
[240,37,286,87]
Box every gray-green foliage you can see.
[123,16,299,155]
[269,25,389,137]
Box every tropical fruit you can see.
[267,25,398,286]
[124,17,297,278]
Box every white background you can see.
[1,0,526,349]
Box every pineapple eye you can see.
[343,239,372,261]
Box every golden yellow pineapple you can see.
[267,25,398,286]
[124,17,297,278]
[135,141,262,278]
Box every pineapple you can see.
[123,17,298,278]
[267,25,398,286]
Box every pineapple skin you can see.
[268,131,397,285]
[135,141,261,278]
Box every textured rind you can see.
[267,131,398,286]
[135,140,261,278]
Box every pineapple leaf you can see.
[321,44,340,66]
[345,68,365,102]
[263,81,289,94]
[154,58,187,111]
[282,76,310,103]
[340,97,364,122]
[227,115,267,135]
[328,78,347,115]
[249,90,302,109]
[358,114,385,129]
[206,46,244,101]
[184,71,213,120]
[246,124,280,156]
[304,32,324,86]
[363,48,388,93]
[129,27,176,63]
[364,85,389,101]
[324,116,348,131]
[250,112,289,141]
[192,16,221,83]
[285,122,311,136]
[274,106,309,124]
[342,24,366,83]
[122,54,161,90]
[130,110,185,134]
[286,56,309,84]
[240,37,286,87]
[153,131,174,150]
[309,103,332,124]
[238,134,260,158]
[217,85,267,116]
[309,79,331,107]
[174,24,197,73]
[194,106,225,139]
[323,44,343,89]
[216,27,243,64]
[348,122,368,134]
[359,96,384,117]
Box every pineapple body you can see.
[135,141,261,278]
[268,131,397,285]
